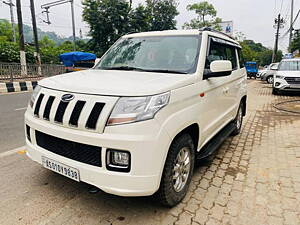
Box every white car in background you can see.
[260,63,279,83]
[273,59,300,94]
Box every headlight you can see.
[107,92,170,125]
[29,85,41,108]
[276,75,285,79]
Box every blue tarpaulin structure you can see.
[59,52,96,67]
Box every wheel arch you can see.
[171,123,200,152]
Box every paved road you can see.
[1,81,300,225]
[0,92,31,153]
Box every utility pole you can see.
[3,0,16,42]
[30,0,41,75]
[16,0,27,76]
[289,0,294,50]
[41,0,76,51]
[70,0,76,51]
[272,14,284,63]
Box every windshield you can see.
[279,61,300,71]
[95,35,201,74]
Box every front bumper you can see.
[273,78,300,91]
[25,110,171,197]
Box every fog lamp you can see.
[106,149,131,172]
[275,82,280,87]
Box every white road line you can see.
[0,146,26,158]
[15,107,27,111]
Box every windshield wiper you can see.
[101,66,145,71]
[141,69,188,74]
[100,66,188,74]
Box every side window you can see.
[237,49,245,68]
[225,47,237,70]
[205,40,238,71]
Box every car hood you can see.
[276,70,300,77]
[39,69,195,96]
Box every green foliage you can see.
[0,41,36,63]
[146,0,179,31]
[83,0,131,57]
[183,1,222,30]
[82,0,179,56]
[290,31,300,54]
[240,40,282,66]
[0,19,91,64]
[0,19,16,42]
[129,4,151,33]
[0,41,19,62]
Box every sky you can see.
[0,0,299,53]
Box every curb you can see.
[0,81,38,93]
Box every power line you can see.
[279,9,300,39]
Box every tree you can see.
[83,0,131,57]
[183,1,222,30]
[129,4,151,33]
[0,19,17,42]
[82,0,179,56]
[290,30,300,54]
[239,39,282,66]
[146,0,179,31]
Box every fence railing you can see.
[0,63,65,82]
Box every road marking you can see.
[15,107,27,111]
[0,146,26,158]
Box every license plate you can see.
[42,156,80,182]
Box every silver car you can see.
[260,63,279,83]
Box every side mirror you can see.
[203,60,233,79]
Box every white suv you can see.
[273,58,300,94]
[25,29,247,207]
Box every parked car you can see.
[25,29,247,207]
[261,63,279,83]
[245,61,258,78]
[256,65,269,78]
[273,58,300,95]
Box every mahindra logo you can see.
[61,94,74,102]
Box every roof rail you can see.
[200,27,235,41]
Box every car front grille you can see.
[33,93,106,131]
[285,77,300,84]
[35,130,102,167]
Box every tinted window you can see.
[205,40,237,70]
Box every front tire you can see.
[156,134,195,207]
[231,102,244,136]
[267,76,274,84]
